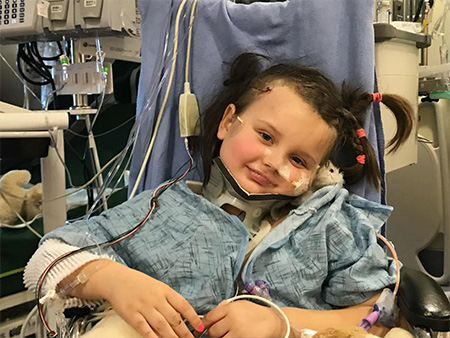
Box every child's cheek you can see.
[231,133,263,161]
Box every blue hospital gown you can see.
[41,181,396,315]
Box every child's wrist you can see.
[57,259,116,299]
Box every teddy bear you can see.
[0,170,43,225]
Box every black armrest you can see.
[398,267,450,332]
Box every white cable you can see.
[47,129,75,188]
[41,150,123,202]
[0,191,43,238]
[129,0,188,199]
[225,294,291,338]
[0,213,41,229]
[44,82,66,110]
[88,37,107,134]
[19,305,38,338]
[185,0,198,83]
[85,115,108,212]
[65,115,135,139]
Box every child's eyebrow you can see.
[256,119,281,138]
[257,119,319,167]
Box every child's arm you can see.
[59,259,204,338]
[202,292,388,338]
[282,292,389,337]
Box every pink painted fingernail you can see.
[197,323,205,332]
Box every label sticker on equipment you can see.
[37,0,50,18]
[51,5,63,13]
[84,0,97,7]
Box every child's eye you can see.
[291,156,305,167]
[259,132,272,143]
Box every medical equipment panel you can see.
[0,0,138,44]
[0,0,44,41]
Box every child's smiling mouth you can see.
[246,166,276,187]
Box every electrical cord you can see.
[16,45,52,86]
[65,115,135,139]
[47,129,76,189]
[129,0,190,198]
[185,0,198,83]
[221,295,291,338]
[16,42,59,109]
[0,191,43,238]
[377,233,400,296]
[19,305,38,338]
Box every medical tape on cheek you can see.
[291,174,312,196]
[278,164,291,182]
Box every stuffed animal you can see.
[0,170,42,225]
[294,161,344,206]
[300,326,414,338]
[310,327,379,338]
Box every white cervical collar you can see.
[202,158,294,239]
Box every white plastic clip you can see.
[39,290,56,305]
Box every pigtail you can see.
[380,93,414,153]
[335,107,382,190]
[338,84,414,189]
[200,53,268,183]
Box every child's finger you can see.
[142,310,179,338]
[129,312,159,338]
[167,292,204,333]
[205,319,229,338]
[201,303,228,329]
[157,304,195,338]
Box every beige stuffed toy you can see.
[304,326,414,338]
[0,170,42,225]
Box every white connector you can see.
[179,82,200,137]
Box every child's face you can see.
[217,85,336,196]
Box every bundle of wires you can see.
[16,41,64,109]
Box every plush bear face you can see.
[0,170,31,224]
[0,170,42,224]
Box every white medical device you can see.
[0,0,138,44]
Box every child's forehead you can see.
[247,85,314,114]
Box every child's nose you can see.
[262,149,284,172]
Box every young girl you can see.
[24,53,413,338]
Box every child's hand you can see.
[99,263,203,338]
[202,300,286,338]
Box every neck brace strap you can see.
[202,158,294,238]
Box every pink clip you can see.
[372,93,382,103]
[356,128,366,138]
[356,155,366,165]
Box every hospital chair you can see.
[46,0,450,337]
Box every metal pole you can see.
[69,39,108,212]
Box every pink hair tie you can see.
[372,93,382,103]
[356,155,366,165]
[356,128,366,138]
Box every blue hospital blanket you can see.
[43,181,396,313]
[131,0,385,202]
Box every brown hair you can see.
[200,53,414,190]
